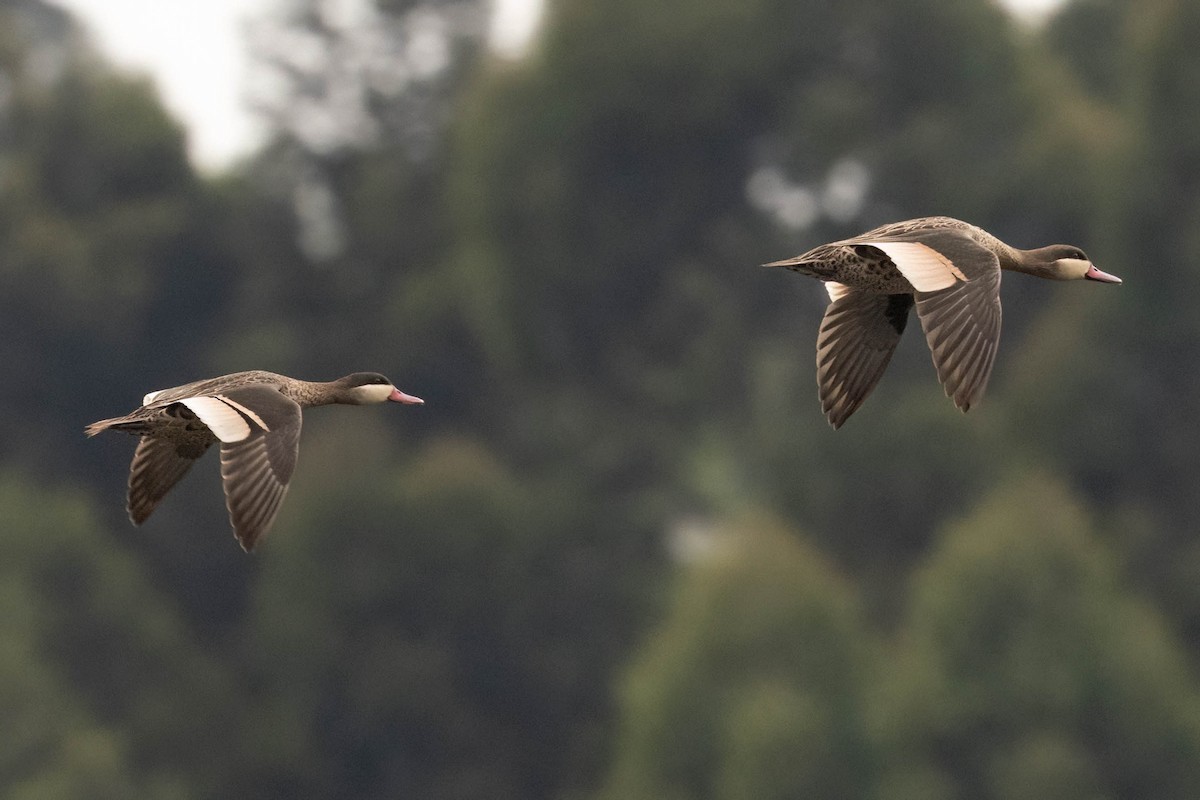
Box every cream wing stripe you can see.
[865,241,966,292]
[180,397,252,443]
[825,281,853,302]
[215,395,270,431]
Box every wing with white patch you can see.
[214,396,271,431]
[215,386,303,551]
[180,396,253,443]
[816,291,913,428]
[860,241,966,292]
[914,269,1002,412]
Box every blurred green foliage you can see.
[3,0,1200,796]
[601,517,876,800]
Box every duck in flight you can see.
[87,371,424,551]
[765,216,1122,428]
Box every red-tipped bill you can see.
[1084,264,1122,284]
[388,388,424,404]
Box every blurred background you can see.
[3,0,1199,796]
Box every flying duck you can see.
[86,371,424,551]
[765,216,1121,428]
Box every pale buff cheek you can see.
[352,384,395,404]
[1055,258,1093,279]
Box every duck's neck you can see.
[1001,246,1061,279]
[288,380,348,408]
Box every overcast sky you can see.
[47,0,1062,173]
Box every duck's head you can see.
[337,372,425,405]
[1034,245,1122,283]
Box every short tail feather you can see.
[85,417,139,437]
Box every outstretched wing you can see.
[857,228,1005,412]
[126,436,211,525]
[914,268,1002,412]
[816,291,913,428]
[211,386,303,551]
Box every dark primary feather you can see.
[214,385,302,551]
[817,293,913,428]
[914,265,1002,411]
[127,436,211,525]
